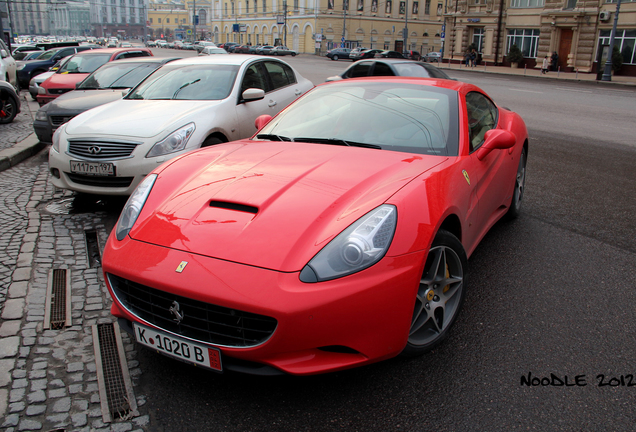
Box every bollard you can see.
[576,68,578,79]
[484,61,487,71]
[558,66,560,77]
[524,64,527,76]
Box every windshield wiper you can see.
[173,79,201,99]
[293,137,381,149]
[255,134,292,141]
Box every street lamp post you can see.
[601,0,622,82]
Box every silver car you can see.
[49,55,314,196]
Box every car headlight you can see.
[51,124,65,153]
[299,204,397,283]
[35,109,48,122]
[146,123,195,158]
[115,174,157,241]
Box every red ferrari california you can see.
[103,77,528,375]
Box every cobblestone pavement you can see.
[0,150,149,431]
[0,95,37,152]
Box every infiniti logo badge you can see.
[169,301,185,324]
[88,146,102,155]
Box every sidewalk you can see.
[438,59,636,86]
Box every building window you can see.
[510,0,544,7]
[506,29,540,57]
[225,3,228,14]
[158,18,161,23]
[564,0,576,8]
[425,0,430,14]
[166,18,170,23]
[472,27,484,52]
[263,0,267,12]
[246,0,249,12]
[149,17,153,23]
[254,0,258,12]
[599,29,636,64]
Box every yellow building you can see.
[196,0,446,54]
[148,6,191,40]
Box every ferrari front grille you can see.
[68,140,139,160]
[107,274,278,348]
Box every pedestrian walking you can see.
[464,50,471,67]
[541,55,549,74]
[470,49,477,67]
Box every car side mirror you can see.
[0,49,7,58]
[242,88,265,102]
[255,114,273,131]
[476,129,516,161]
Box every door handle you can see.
[295,89,302,96]
[268,100,277,107]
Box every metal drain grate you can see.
[92,323,139,423]
[44,269,71,329]
[85,230,101,268]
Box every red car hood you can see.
[42,72,89,90]
[130,141,445,271]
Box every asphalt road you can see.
[104,50,636,431]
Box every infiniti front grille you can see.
[68,140,139,160]
[107,274,278,348]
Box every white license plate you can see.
[70,160,115,176]
[133,323,222,372]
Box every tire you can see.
[201,136,224,147]
[291,52,296,57]
[333,55,339,61]
[0,91,18,124]
[506,147,527,219]
[402,229,467,357]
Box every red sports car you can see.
[103,77,528,375]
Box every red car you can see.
[37,47,152,105]
[103,77,528,376]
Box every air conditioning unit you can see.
[599,11,610,21]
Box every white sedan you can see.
[49,55,314,195]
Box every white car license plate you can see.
[70,160,115,176]
[133,323,222,372]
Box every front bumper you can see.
[103,236,425,375]
[48,142,183,196]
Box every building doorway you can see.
[558,29,573,71]
[394,40,403,53]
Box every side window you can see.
[116,51,150,59]
[240,63,267,94]
[465,91,498,152]
[263,61,295,91]
[347,62,372,78]
[371,62,395,76]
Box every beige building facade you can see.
[444,0,636,76]
[200,0,446,55]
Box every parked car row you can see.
[326,47,442,62]
[10,36,531,379]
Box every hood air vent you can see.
[209,200,258,214]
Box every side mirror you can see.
[242,88,265,102]
[476,129,516,161]
[0,49,7,58]
[255,114,273,131]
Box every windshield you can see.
[58,54,111,74]
[256,82,459,156]
[38,49,61,61]
[79,62,161,89]
[126,64,239,100]
[393,63,450,79]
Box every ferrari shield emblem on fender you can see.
[176,261,188,273]
[462,170,471,185]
